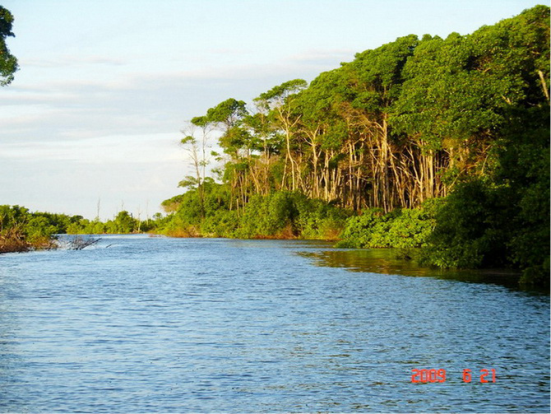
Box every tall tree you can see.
[0,6,18,86]
[344,34,419,210]
[179,120,215,219]
[255,79,308,192]
[195,98,251,211]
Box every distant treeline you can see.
[159,6,549,286]
[0,205,158,253]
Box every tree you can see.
[179,121,215,219]
[344,35,420,211]
[0,6,18,86]
[255,79,308,192]
[495,106,550,285]
[108,211,137,234]
[415,6,550,284]
[199,98,251,211]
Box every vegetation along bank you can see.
[1,6,549,287]
[159,6,550,286]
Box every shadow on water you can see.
[296,248,546,293]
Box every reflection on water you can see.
[296,248,529,290]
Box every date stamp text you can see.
[411,368,496,383]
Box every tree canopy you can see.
[0,5,18,86]
[162,6,550,285]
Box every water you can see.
[0,235,549,413]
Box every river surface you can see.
[0,235,549,413]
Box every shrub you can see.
[335,204,437,249]
[420,179,515,269]
[236,192,297,238]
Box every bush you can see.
[335,209,385,248]
[201,210,239,237]
[159,188,349,240]
[236,192,297,238]
[293,194,350,240]
[419,179,519,269]
[335,203,437,249]
[512,178,550,286]
[0,205,60,253]
[235,191,349,239]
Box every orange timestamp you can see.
[411,368,497,383]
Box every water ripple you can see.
[0,236,548,413]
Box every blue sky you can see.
[1,0,546,220]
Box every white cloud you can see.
[2,51,344,145]
[21,55,128,69]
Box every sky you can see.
[1,0,546,220]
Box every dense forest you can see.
[159,6,550,286]
[1,6,549,286]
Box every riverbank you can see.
[0,229,57,254]
[297,247,543,292]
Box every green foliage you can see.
[512,155,550,286]
[421,106,550,287]
[351,34,419,111]
[242,192,337,238]
[0,205,29,230]
[336,203,438,249]
[232,191,349,239]
[162,6,550,287]
[109,211,138,234]
[292,194,351,240]
[159,182,234,237]
[64,210,159,235]
[201,209,239,237]
[161,194,186,213]
[335,209,385,248]
[420,180,512,268]
[159,188,348,240]
[237,192,296,238]
[0,205,67,252]
[499,107,549,286]
[255,79,308,110]
[0,205,73,239]
[203,98,248,127]
[24,216,58,243]
[0,6,18,86]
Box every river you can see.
[0,235,549,412]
